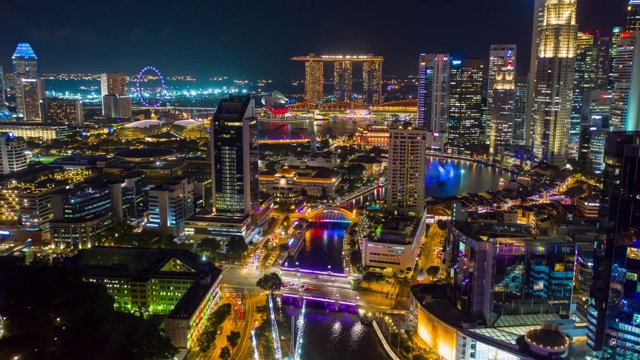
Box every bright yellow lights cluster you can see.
[539,0,577,58]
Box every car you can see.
[308,285,317,290]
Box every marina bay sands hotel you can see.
[291,53,383,106]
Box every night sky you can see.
[0,0,629,80]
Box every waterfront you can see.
[287,222,349,274]
[284,305,391,360]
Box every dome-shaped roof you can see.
[277,167,296,177]
[174,119,200,127]
[124,120,162,128]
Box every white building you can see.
[362,210,427,273]
[0,133,27,174]
[147,178,194,239]
[387,124,427,216]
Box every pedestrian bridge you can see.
[307,206,357,222]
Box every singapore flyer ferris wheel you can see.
[136,66,165,107]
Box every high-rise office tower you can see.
[0,133,27,174]
[387,124,427,216]
[333,61,352,102]
[587,131,640,355]
[12,43,43,121]
[570,32,597,159]
[362,60,383,105]
[0,66,4,106]
[628,0,640,31]
[305,60,324,103]
[148,178,194,239]
[448,58,484,156]
[417,54,434,129]
[107,171,149,222]
[44,98,83,125]
[525,0,547,147]
[100,73,126,97]
[578,90,611,174]
[595,34,612,90]
[432,55,451,134]
[609,27,625,90]
[487,45,517,158]
[611,31,640,131]
[210,95,259,217]
[513,77,529,145]
[531,0,578,166]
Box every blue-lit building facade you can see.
[587,132,640,358]
[447,221,575,325]
[50,186,114,249]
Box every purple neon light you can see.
[136,66,165,107]
[281,293,356,306]
[281,267,347,277]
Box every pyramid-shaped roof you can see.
[12,43,37,59]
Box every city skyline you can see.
[0,0,627,80]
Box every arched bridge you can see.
[307,206,357,222]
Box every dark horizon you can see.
[1,0,628,81]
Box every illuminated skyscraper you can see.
[431,55,450,135]
[102,95,132,120]
[100,73,126,97]
[417,54,434,129]
[362,60,383,105]
[333,61,352,102]
[525,0,547,147]
[595,34,612,91]
[487,45,516,158]
[531,0,578,166]
[0,66,4,106]
[611,31,640,131]
[44,98,83,125]
[12,43,43,121]
[513,77,528,145]
[304,60,324,103]
[587,131,640,355]
[387,124,426,216]
[448,58,484,156]
[570,32,596,158]
[629,1,640,31]
[210,95,259,217]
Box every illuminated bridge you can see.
[307,206,357,222]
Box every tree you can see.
[0,265,177,360]
[279,243,290,252]
[226,235,248,254]
[257,272,284,293]
[350,250,362,268]
[282,215,291,229]
[436,219,448,231]
[197,237,221,258]
[227,330,241,349]
[212,303,232,325]
[362,272,376,287]
[374,273,387,289]
[426,266,440,279]
[198,328,217,353]
[220,346,232,360]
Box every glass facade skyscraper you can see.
[487,45,516,158]
[211,95,259,218]
[448,58,484,157]
[587,132,640,357]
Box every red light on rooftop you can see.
[621,32,633,39]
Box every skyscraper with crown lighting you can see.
[12,43,44,121]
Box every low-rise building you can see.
[362,209,427,274]
[0,132,27,174]
[259,166,341,199]
[65,247,223,349]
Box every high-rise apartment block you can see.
[44,98,83,125]
[210,95,259,217]
[417,54,449,151]
[587,132,640,356]
[12,43,43,121]
[387,124,426,216]
[487,45,517,158]
[0,133,27,174]
[448,58,484,156]
[102,94,132,120]
[611,31,640,131]
[147,178,194,239]
[531,0,578,166]
[100,73,127,97]
[333,61,352,102]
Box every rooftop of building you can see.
[114,148,176,161]
[121,120,162,128]
[13,43,37,59]
[524,328,569,349]
[66,246,221,282]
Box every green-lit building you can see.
[66,247,222,349]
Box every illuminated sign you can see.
[451,59,462,65]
